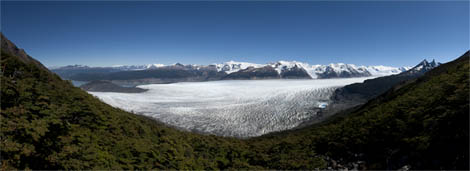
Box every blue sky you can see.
[1,1,468,67]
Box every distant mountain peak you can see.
[67,64,89,68]
[145,63,165,69]
[430,59,437,67]
[407,59,440,74]
[418,59,438,67]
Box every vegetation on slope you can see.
[1,34,468,169]
[253,51,469,169]
[0,50,279,170]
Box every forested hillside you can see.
[0,49,275,169]
[1,34,468,170]
[254,51,469,169]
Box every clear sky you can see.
[1,1,469,67]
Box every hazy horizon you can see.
[49,58,432,68]
[2,1,468,68]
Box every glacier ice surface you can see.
[89,78,374,137]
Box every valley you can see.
[67,55,437,137]
[1,31,468,170]
[89,78,373,137]
[1,1,468,169]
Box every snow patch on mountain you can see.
[110,64,165,70]
[365,65,405,76]
[269,61,306,75]
[215,61,264,74]
[214,60,408,78]
[145,64,166,69]
[54,60,413,80]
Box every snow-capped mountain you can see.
[52,60,414,82]
[52,64,166,71]
[109,64,166,70]
[304,63,370,79]
[144,64,166,70]
[406,59,439,74]
[215,61,264,74]
[365,65,409,76]
[214,60,408,79]
[53,61,409,77]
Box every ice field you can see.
[89,77,373,137]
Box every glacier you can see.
[89,77,374,137]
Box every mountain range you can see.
[52,61,414,85]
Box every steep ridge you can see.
[1,34,467,170]
[0,33,49,72]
